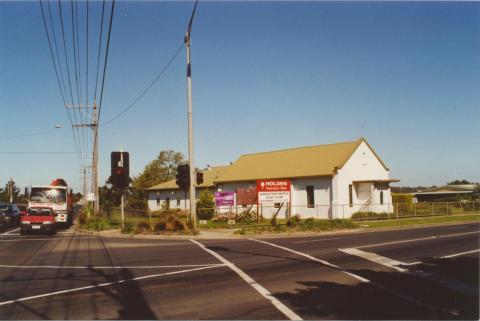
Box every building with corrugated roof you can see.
[145,138,398,218]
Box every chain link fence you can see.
[95,200,479,227]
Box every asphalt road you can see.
[0,222,478,320]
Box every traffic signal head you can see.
[196,171,204,185]
[111,152,130,189]
[175,164,190,190]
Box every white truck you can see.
[28,179,73,226]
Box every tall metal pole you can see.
[82,168,87,207]
[185,32,196,233]
[92,100,99,216]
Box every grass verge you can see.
[357,214,480,229]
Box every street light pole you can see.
[185,0,198,233]
[185,29,196,233]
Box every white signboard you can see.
[258,191,290,204]
[86,192,96,201]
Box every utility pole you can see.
[8,178,13,203]
[70,100,99,216]
[185,1,198,233]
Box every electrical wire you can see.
[101,42,184,126]
[93,0,106,103]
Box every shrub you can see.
[196,190,215,220]
[286,214,302,227]
[122,221,134,233]
[351,212,390,220]
[134,221,152,234]
[238,210,256,223]
[154,215,188,232]
[212,212,232,222]
[153,221,166,231]
[392,193,414,214]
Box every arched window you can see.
[380,191,384,205]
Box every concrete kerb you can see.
[75,218,479,241]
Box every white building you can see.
[146,138,398,219]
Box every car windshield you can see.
[27,208,53,216]
[30,188,66,203]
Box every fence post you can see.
[432,202,435,216]
[414,202,416,217]
[446,201,449,215]
[396,201,398,219]
[473,201,475,213]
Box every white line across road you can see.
[357,231,479,249]
[0,264,224,307]
[249,238,435,311]
[339,248,408,272]
[1,228,20,235]
[291,237,342,244]
[0,263,225,269]
[0,236,97,242]
[440,249,480,259]
[190,239,303,321]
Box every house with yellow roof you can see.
[145,138,398,218]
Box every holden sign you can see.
[257,179,290,204]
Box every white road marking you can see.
[292,237,342,244]
[357,231,479,249]
[440,249,480,259]
[0,236,96,242]
[190,239,302,321]
[0,264,224,307]
[250,238,369,283]
[0,263,225,269]
[339,248,408,272]
[340,248,477,297]
[1,228,20,235]
[249,238,432,310]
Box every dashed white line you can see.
[190,239,302,321]
[440,249,480,259]
[292,237,342,244]
[0,265,224,307]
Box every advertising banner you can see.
[215,192,235,206]
[257,179,291,204]
[236,188,257,205]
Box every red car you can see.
[21,207,57,235]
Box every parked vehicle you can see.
[20,207,57,235]
[0,210,6,228]
[0,203,21,227]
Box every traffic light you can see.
[196,171,203,185]
[176,164,190,190]
[111,152,130,189]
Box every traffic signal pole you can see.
[185,31,196,233]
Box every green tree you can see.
[196,190,215,220]
[132,150,185,189]
[447,179,472,185]
[0,179,21,202]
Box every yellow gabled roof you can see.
[215,138,388,183]
[145,165,230,191]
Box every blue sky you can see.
[1,1,479,192]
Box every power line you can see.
[101,42,184,126]
[94,0,106,102]
[39,0,67,105]
[58,0,75,104]
[70,0,81,106]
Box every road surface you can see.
[0,222,478,320]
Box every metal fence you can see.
[96,200,479,226]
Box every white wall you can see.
[333,141,393,218]
[147,188,214,212]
